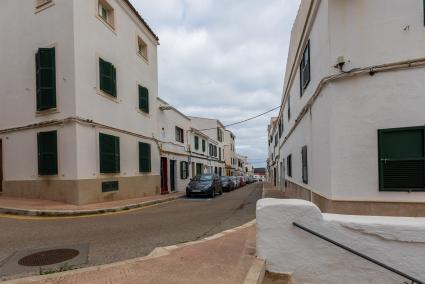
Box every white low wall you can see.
[256,199,425,284]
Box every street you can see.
[0,182,262,280]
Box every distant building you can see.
[268,0,425,216]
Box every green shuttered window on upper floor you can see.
[139,142,151,173]
[37,131,58,176]
[99,58,117,97]
[99,133,120,174]
[36,48,56,111]
[378,127,425,191]
[194,136,199,150]
[138,85,149,113]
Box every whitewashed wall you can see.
[257,199,425,284]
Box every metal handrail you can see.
[293,222,425,284]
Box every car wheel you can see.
[210,189,215,198]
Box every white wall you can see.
[0,0,77,129]
[257,199,425,284]
[73,0,159,137]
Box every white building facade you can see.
[269,0,425,216]
[0,0,161,204]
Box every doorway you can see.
[0,140,2,193]
[160,157,168,194]
[170,160,176,192]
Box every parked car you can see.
[231,176,240,189]
[186,174,223,198]
[239,176,246,187]
[220,176,234,192]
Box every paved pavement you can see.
[10,222,257,284]
[0,192,184,216]
[0,182,263,281]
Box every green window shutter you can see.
[194,136,199,150]
[302,146,308,184]
[139,142,151,172]
[36,48,56,111]
[202,140,206,152]
[287,155,292,177]
[37,131,58,175]
[99,58,116,97]
[180,161,185,179]
[138,86,149,113]
[99,133,120,174]
[378,127,425,191]
[300,41,311,96]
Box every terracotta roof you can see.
[123,0,159,41]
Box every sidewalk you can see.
[262,182,286,199]
[8,221,258,284]
[0,192,184,217]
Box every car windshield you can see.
[192,175,213,182]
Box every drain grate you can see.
[18,249,80,267]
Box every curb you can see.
[5,219,256,284]
[243,257,266,284]
[0,194,184,217]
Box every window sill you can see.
[96,15,117,35]
[136,108,150,118]
[36,108,59,117]
[137,52,149,64]
[35,2,55,14]
[97,90,120,103]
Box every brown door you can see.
[0,140,3,193]
[160,157,168,194]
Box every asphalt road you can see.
[0,182,263,280]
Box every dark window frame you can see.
[378,126,425,192]
[175,127,184,143]
[139,142,151,173]
[194,136,199,150]
[202,139,206,152]
[138,85,149,113]
[99,133,120,174]
[37,130,58,176]
[180,161,189,179]
[300,40,311,96]
[302,146,308,184]
[287,154,292,177]
[36,47,56,111]
[99,57,117,97]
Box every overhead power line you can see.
[198,105,280,131]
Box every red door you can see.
[160,157,168,194]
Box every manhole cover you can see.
[18,249,80,267]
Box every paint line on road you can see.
[0,200,178,221]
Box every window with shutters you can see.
[287,95,291,121]
[180,161,189,179]
[287,154,292,177]
[97,0,115,30]
[202,139,206,152]
[36,48,56,111]
[137,36,148,61]
[175,127,184,143]
[99,58,117,98]
[139,142,151,173]
[138,85,149,113]
[378,127,425,191]
[99,133,120,174]
[302,146,308,184]
[219,147,222,160]
[194,136,199,150]
[300,40,311,96]
[217,128,223,142]
[38,131,58,176]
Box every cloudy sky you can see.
[130,0,301,168]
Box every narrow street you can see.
[0,183,262,280]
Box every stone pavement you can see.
[262,183,286,199]
[7,222,257,284]
[0,192,184,216]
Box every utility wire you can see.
[198,105,280,131]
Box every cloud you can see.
[130,0,301,167]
